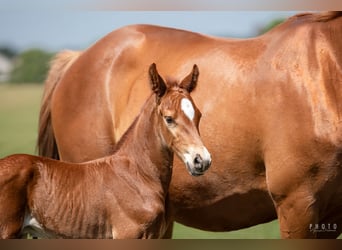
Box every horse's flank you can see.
[38,12,342,238]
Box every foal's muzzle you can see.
[184,147,211,176]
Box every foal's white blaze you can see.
[181,98,195,121]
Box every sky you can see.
[1,0,334,53]
[0,11,299,52]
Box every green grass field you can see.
[0,84,281,238]
[0,84,43,157]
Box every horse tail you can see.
[37,50,81,159]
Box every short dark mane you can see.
[111,116,139,153]
[313,11,342,22]
[292,11,342,23]
[110,76,183,155]
[110,94,155,154]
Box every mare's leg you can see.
[270,157,342,238]
[272,180,342,239]
[271,186,318,238]
[265,156,319,238]
[264,136,342,239]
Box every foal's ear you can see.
[149,63,167,103]
[179,64,199,93]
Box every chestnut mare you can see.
[0,64,211,239]
[38,12,342,238]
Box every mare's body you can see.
[39,12,342,238]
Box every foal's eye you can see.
[164,116,174,125]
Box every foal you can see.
[0,63,211,239]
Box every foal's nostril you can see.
[194,154,203,165]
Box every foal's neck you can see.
[112,95,173,193]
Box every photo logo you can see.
[309,223,337,233]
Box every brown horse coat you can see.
[0,64,210,239]
[38,12,342,238]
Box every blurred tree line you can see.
[0,48,54,84]
[258,18,285,35]
[0,17,284,84]
[10,49,54,84]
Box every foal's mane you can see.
[110,93,154,154]
[111,77,183,154]
[111,116,140,154]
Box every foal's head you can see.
[149,63,211,176]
